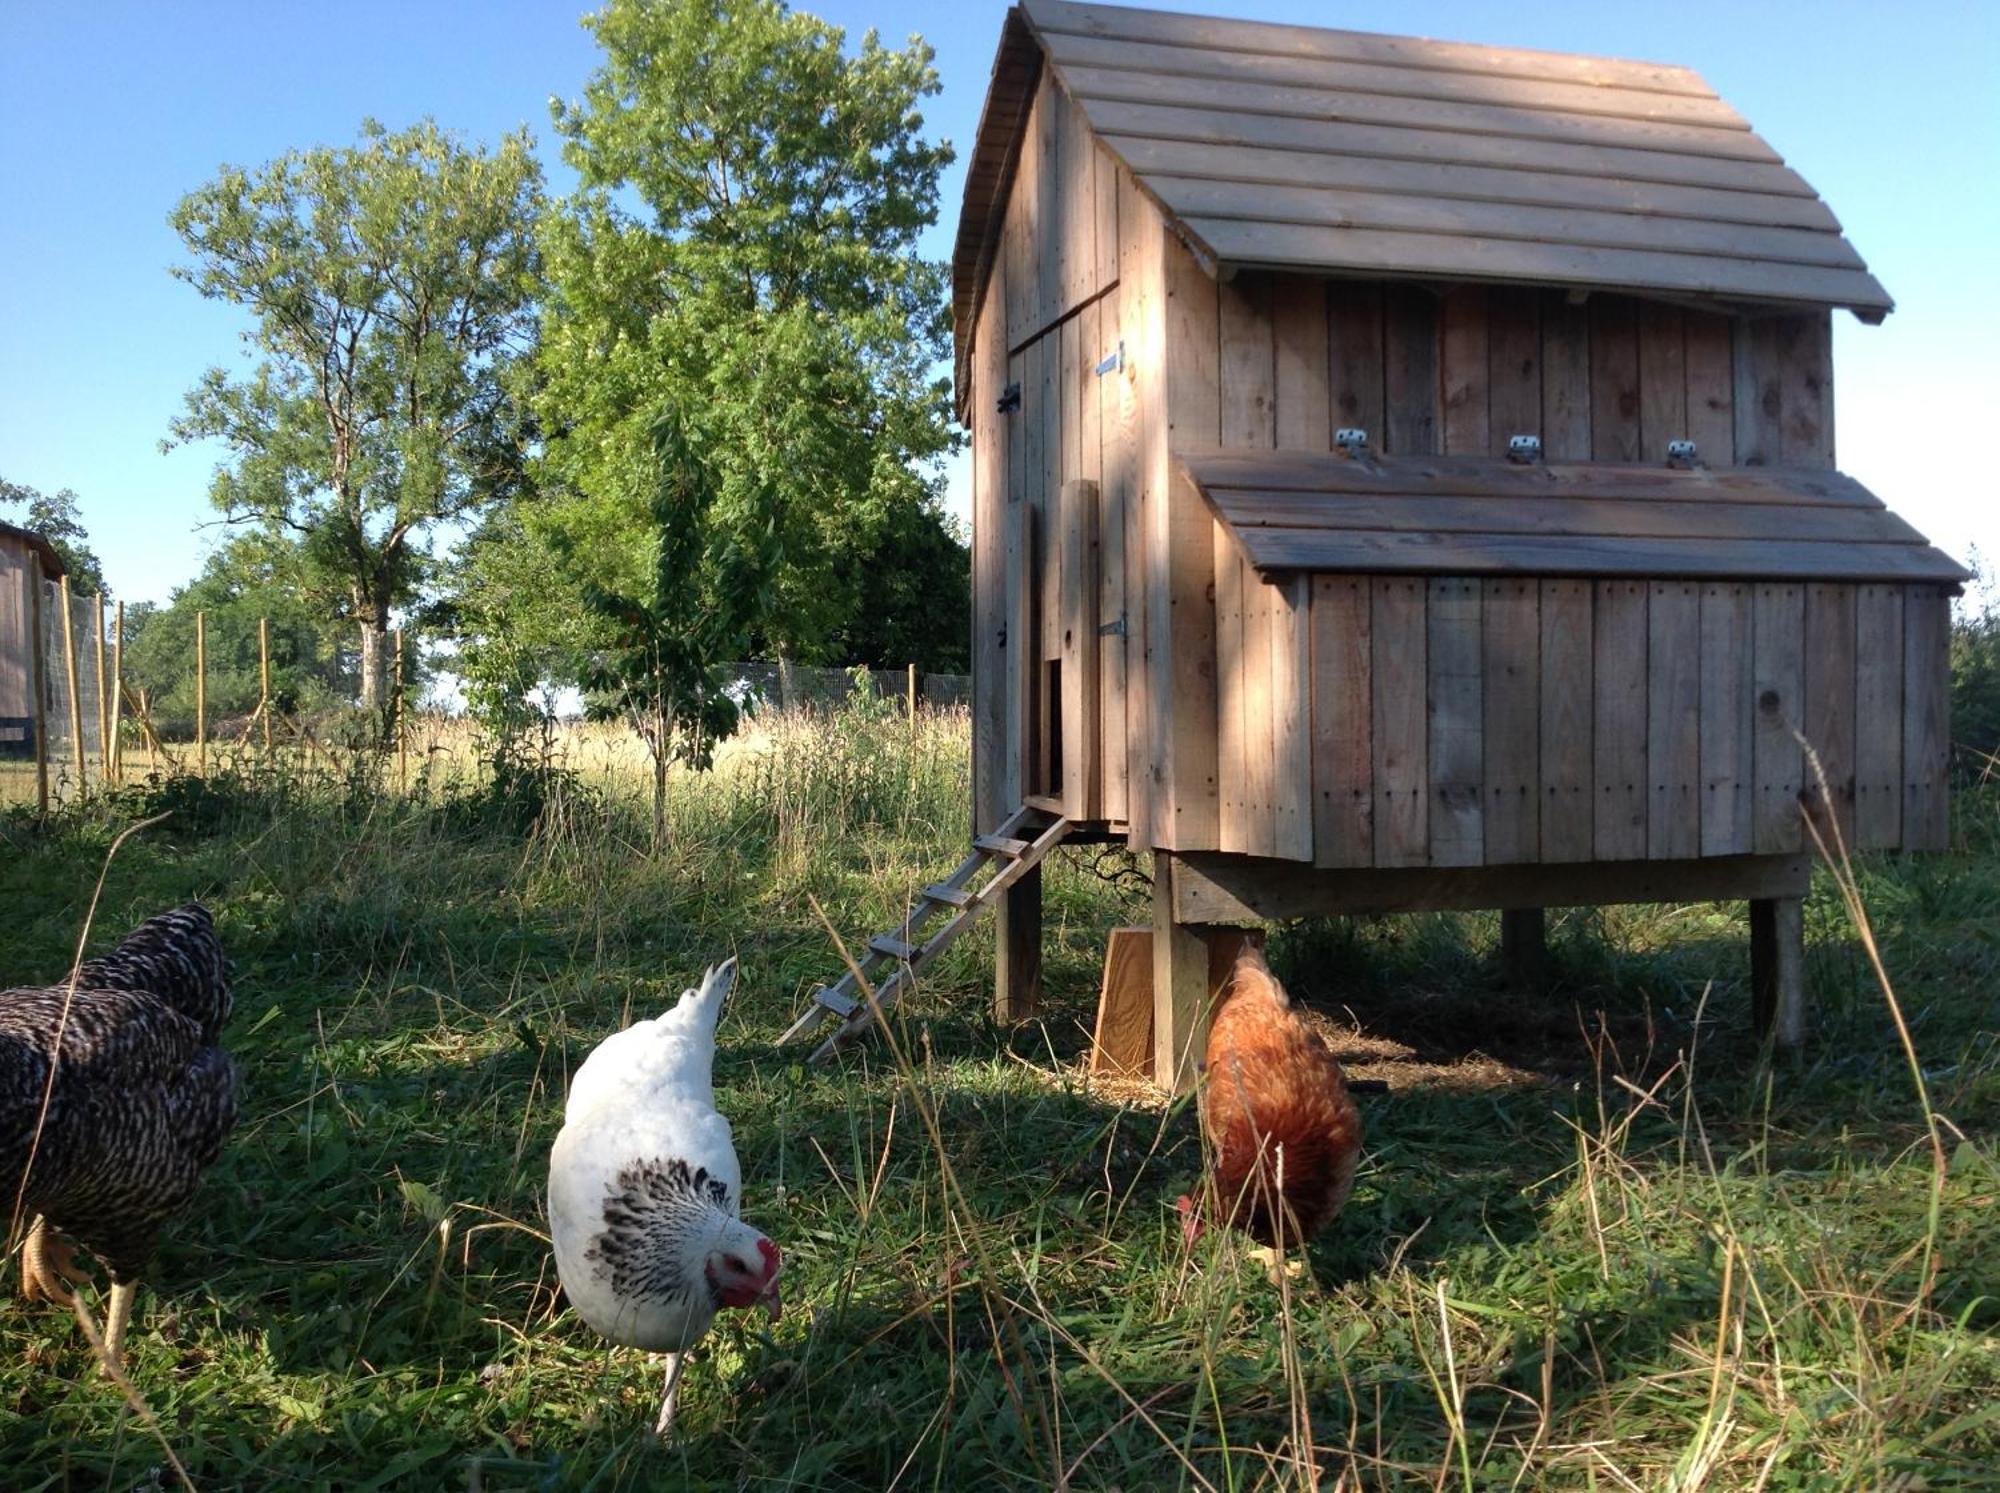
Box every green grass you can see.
[1,706,1995,1490]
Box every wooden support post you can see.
[195,609,207,774]
[995,860,1043,1023]
[1152,855,1210,1095]
[392,626,406,794]
[60,576,85,802]
[110,600,124,784]
[907,662,918,723]
[1500,908,1548,991]
[1750,896,1806,1049]
[92,593,108,782]
[30,567,48,815]
[259,615,273,758]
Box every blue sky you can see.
[2,0,1996,606]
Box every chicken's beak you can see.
[757,1279,783,1325]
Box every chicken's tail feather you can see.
[1224,943,1291,1011]
[75,904,231,1042]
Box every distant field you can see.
[2,702,1993,1489]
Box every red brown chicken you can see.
[1177,944,1363,1252]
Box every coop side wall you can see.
[971,72,1148,840]
[1149,252,1950,864]
[0,539,38,725]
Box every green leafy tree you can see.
[520,0,959,675]
[121,533,381,737]
[0,477,108,596]
[166,119,542,717]
[582,410,776,844]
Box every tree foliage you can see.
[166,119,542,711]
[515,0,962,677]
[0,477,107,597]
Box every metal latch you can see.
[1097,615,1127,638]
[1093,342,1125,377]
[1666,439,1699,469]
[1335,427,1369,456]
[997,382,1021,414]
[1507,434,1542,464]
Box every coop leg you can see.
[1500,908,1548,992]
[995,861,1042,1023]
[1152,856,1209,1095]
[1750,897,1806,1050]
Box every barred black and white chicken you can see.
[2,903,238,1371]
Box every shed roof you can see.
[1182,448,1968,584]
[0,520,65,580]
[954,1,1893,394]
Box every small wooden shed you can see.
[1,521,60,781]
[955,0,1965,1089]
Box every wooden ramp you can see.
[780,806,1073,1064]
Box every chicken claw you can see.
[20,1218,91,1307]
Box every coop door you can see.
[1051,479,1103,817]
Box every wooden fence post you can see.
[907,662,918,723]
[392,626,406,794]
[92,592,108,782]
[195,609,207,774]
[60,576,85,801]
[259,615,272,758]
[31,570,48,814]
[110,600,124,783]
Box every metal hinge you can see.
[1666,439,1699,469]
[1507,434,1542,464]
[1097,615,1127,638]
[997,382,1021,415]
[1094,341,1125,377]
[1335,427,1369,456]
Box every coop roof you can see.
[1181,448,1969,584]
[0,520,64,580]
[954,1,1893,396]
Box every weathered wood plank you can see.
[1328,281,1385,447]
[1698,582,1754,856]
[1593,579,1648,860]
[1803,582,1857,847]
[1270,574,1313,861]
[1272,275,1329,451]
[1383,284,1439,456]
[1042,325,1066,677]
[1902,585,1950,850]
[1733,316,1784,467]
[1311,574,1373,867]
[1428,577,1483,866]
[1213,519,1246,852]
[1061,477,1103,819]
[1541,292,1592,460]
[1486,287,1541,454]
[1088,926,1152,1077]
[1152,861,1207,1094]
[1780,313,1834,468]
[1175,850,1811,923]
[1242,553,1275,857]
[1372,576,1428,866]
[1222,528,1960,584]
[973,267,1011,833]
[1156,228,1221,847]
[1219,270,1275,855]
[1003,80,1042,350]
[1589,296,1641,462]
[1853,584,1903,850]
[1036,73,1063,340]
[1219,272,1276,447]
[1008,343,1036,804]
[1054,82,1089,313]
[1481,578,1538,864]
[1440,286,1490,456]
[1637,302,1687,464]
[1647,580,1701,859]
[1118,168,1155,850]
[1099,133,1843,232]
[1094,141,1120,294]
[1683,310,1735,466]
[1752,581,1806,853]
[1095,285,1130,826]
[1538,579,1593,862]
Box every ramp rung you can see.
[922,882,973,908]
[974,833,1029,858]
[869,935,918,961]
[814,987,858,1019]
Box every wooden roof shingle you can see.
[952,0,1893,401]
[1181,448,1968,584]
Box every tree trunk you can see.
[358,615,388,714]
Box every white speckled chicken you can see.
[547,957,781,1435]
[2,904,237,1372]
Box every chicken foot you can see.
[100,1278,140,1372]
[20,1217,91,1307]
[654,1351,687,1437]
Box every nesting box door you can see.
[1027,477,1104,820]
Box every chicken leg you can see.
[654,1351,687,1437]
[20,1217,91,1306]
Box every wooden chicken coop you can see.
[0,520,60,796]
[946,0,1964,1091]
